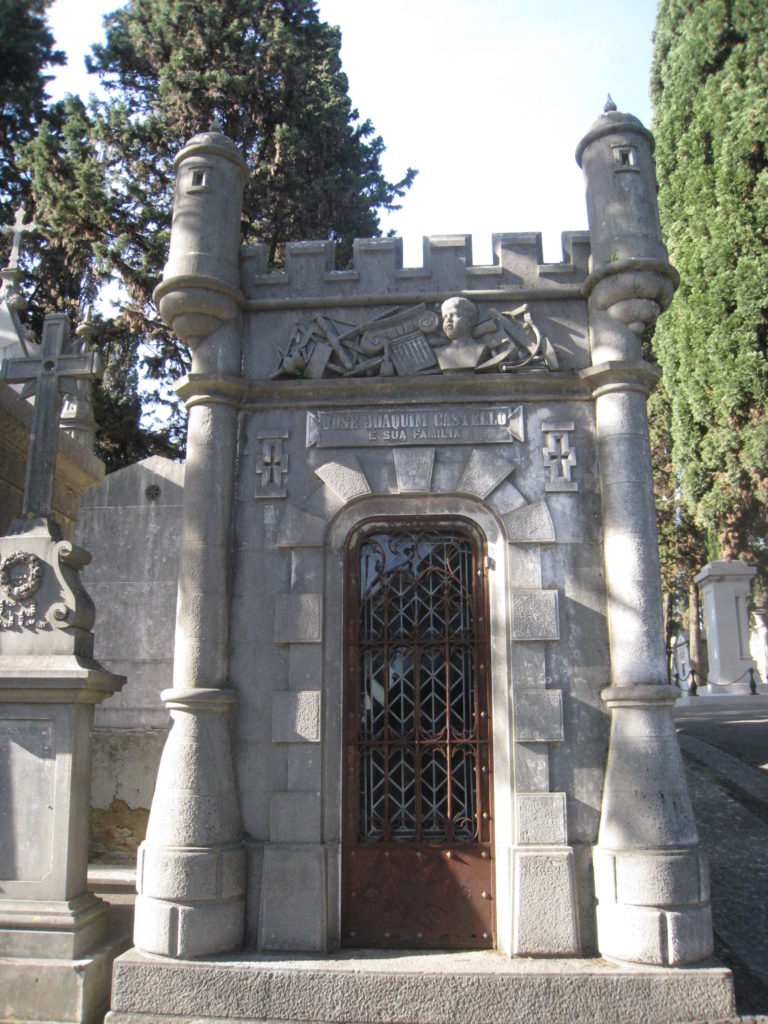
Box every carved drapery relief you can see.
[273,300,558,380]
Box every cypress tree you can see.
[650,0,768,587]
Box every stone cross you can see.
[1,208,36,271]
[0,312,102,518]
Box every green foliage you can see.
[0,0,64,231]
[16,95,161,472]
[651,0,768,583]
[10,0,415,462]
[648,378,706,610]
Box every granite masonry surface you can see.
[96,106,735,1021]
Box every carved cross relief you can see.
[255,433,289,498]
[542,422,578,492]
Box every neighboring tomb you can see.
[107,106,735,1024]
[696,559,758,693]
[75,457,184,859]
[0,314,125,1024]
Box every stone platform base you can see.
[0,933,130,1024]
[106,948,735,1024]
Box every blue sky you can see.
[47,0,660,265]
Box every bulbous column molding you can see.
[134,689,245,958]
[592,685,710,965]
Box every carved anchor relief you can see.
[273,299,558,379]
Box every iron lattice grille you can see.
[350,526,490,845]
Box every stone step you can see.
[106,948,735,1024]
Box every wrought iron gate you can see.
[342,518,494,948]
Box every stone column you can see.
[132,129,248,958]
[696,560,757,691]
[578,103,713,965]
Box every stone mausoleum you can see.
[105,103,735,1023]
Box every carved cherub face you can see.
[441,297,478,342]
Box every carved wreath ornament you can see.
[0,551,43,603]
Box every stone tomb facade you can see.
[108,107,734,1023]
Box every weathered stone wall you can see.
[214,231,606,955]
[75,456,184,860]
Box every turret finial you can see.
[209,115,224,134]
[604,94,617,113]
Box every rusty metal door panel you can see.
[343,843,493,948]
[342,519,494,949]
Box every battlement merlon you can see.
[239,232,591,305]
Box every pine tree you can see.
[17,96,177,470]
[13,0,415,465]
[0,0,64,237]
[650,0,768,589]
[80,0,415,446]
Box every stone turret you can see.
[579,102,713,967]
[577,98,677,356]
[133,129,248,958]
[153,128,247,346]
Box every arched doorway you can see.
[342,517,494,948]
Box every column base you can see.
[0,892,108,958]
[133,891,245,959]
[132,688,246,959]
[596,899,713,966]
[594,847,713,964]
[594,686,714,965]
[0,932,129,1024]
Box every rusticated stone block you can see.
[514,689,564,743]
[512,590,560,640]
[270,791,321,843]
[503,499,556,543]
[258,845,327,951]
[274,593,322,644]
[272,691,321,743]
[393,447,435,493]
[457,449,515,498]
[516,792,568,845]
[314,459,370,502]
[276,504,327,548]
[513,847,580,956]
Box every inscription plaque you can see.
[306,405,524,448]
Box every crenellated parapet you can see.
[241,231,591,303]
